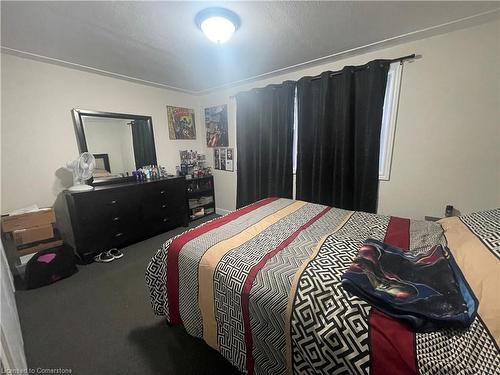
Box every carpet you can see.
[15,215,239,375]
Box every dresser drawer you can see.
[147,215,177,234]
[108,228,131,248]
[142,181,186,218]
[77,231,109,255]
[144,199,187,217]
[74,190,140,222]
[75,215,133,243]
[142,182,170,203]
[78,221,134,252]
[73,190,121,219]
[167,178,188,202]
[142,203,168,220]
[143,180,186,204]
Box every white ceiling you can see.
[1,1,499,93]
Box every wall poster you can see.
[167,106,197,140]
[213,147,233,172]
[205,105,228,147]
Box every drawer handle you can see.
[114,232,124,238]
[112,216,120,221]
[110,200,118,205]
[162,218,169,223]
[160,190,166,195]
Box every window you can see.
[292,86,298,174]
[291,62,402,180]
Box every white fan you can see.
[67,152,96,192]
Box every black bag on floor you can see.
[25,245,77,289]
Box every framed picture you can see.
[167,106,196,140]
[213,147,234,172]
[205,105,228,147]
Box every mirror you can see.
[72,109,157,183]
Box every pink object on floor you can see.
[37,253,56,263]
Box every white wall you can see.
[1,54,205,213]
[199,17,500,219]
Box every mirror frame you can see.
[71,108,158,167]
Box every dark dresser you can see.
[54,177,188,263]
[186,176,216,221]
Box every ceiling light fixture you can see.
[195,7,240,44]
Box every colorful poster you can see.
[205,105,228,147]
[167,106,196,140]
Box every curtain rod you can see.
[389,53,416,64]
[230,54,416,97]
[310,53,416,81]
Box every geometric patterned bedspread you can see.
[146,198,500,374]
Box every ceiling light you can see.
[195,8,240,44]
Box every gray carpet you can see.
[15,215,239,375]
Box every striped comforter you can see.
[146,198,500,374]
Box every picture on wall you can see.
[213,147,234,172]
[214,148,220,170]
[205,105,228,147]
[220,148,226,171]
[167,106,196,140]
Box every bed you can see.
[146,197,499,374]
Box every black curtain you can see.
[296,60,390,213]
[236,81,296,208]
[131,119,156,168]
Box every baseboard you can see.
[215,208,231,216]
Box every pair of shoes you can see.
[94,248,124,263]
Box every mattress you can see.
[146,198,499,374]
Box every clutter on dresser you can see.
[177,150,212,178]
[132,164,169,182]
[185,175,216,221]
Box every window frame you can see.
[292,86,298,175]
[378,62,403,181]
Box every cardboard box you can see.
[1,208,56,232]
[17,239,63,257]
[13,225,54,245]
